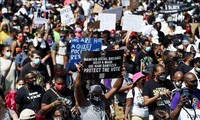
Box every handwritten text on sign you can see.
[70,38,102,63]
[99,13,116,31]
[81,50,124,80]
[34,9,50,24]
[60,6,75,25]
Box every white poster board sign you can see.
[33,9,50,24]
[99,13,116,31]
[122,14,143,32]
[122,0,130,6]
[102,6,123,21]
[60,6,75,26]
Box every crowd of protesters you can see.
[0,0,199,120]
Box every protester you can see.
[143,64,174,120]
[125,72,149,120]
[0,45,16,91]
[41,68,76,120]
[16,72,45,115]
[171,72,200,120]
[19,50,50,89]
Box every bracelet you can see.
[51,102,55,107]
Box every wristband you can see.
[51,102,55,107]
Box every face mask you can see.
[195,67,200,73]
[175,81,182,88]
[37,38,42,42]
[60,36,66,42]
[177,44,183,50]
[19,37,24,42]
[55,84,65,91]
[90,94,101,105]
[186,28,191,34]
[132,49,137,54]
[28,81,36,88]
[17,85,23,89]
[145,46,151,52]
[34,58,41,65]
[157,74,166,82]
[5,52,11,58]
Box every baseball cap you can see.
[2,8,8,14]
[19,109,35,120]
[132,72,145,83]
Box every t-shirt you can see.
[41,88,75,120]
[16,86,44,112]
[15,52,28,67]
[142,79,174,115]
[19,63,50,84]
[3,36,14,46]
[34,41,50,59]
[126,87,149,117]
[179,63,193,74]
[171,90,200,120]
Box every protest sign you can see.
[129,0,139,10]
[99,13,116,31]
[102,6,123,21]
[122,0,130,6]
[93,3,103,13]
[60,6,75,26]
[33,9,50,24]
[70,38,102,63]
[122,14,143,32]
[87,21,100,29]
[190,23,200,34]
[81,50,124,80]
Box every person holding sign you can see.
[75,64,124,120]
[171,72,200,120]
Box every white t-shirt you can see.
[126,87,149,117]
[80,0,92,16]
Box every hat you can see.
[19,109,35,120]
[89,85,102,94]
[145,64,155,74]
[2,8,8,14]
[174,26,186,34]
[173,39,182,46]
[132,72,145,83]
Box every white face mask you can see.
[177,44,183,50]
[17,85,23,89]
[175,81,182,88]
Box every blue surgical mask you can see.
[145,46,151,52]
[195,67,200,73]
[34,58,41,65]
[5,52,11,58]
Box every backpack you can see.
[5,90,17,111]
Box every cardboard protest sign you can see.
[122,14,143,32]
[33,9,50,24]
[87,21,100,29]
[70,38,102,63]
[93,3,103,13]
[99,13,116,31]
[102,6,123,21]
[122,0,130,6]
[60,6,75,26]
[81,50,124,80]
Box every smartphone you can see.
[57,97,63,102]
[182,89,189,98]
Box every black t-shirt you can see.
[22,57,31,67]
[16,85,44,112]
[41,87,75,120]
[179,63,193,74]
[19,63,50,84]
[142,79,174,115]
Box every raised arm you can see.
[74,72,88,107]
[104,75,124,100]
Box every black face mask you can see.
[90,94,101,105]
[28,81,36,88]
[23,46,29,52]
[157,74,166,82]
